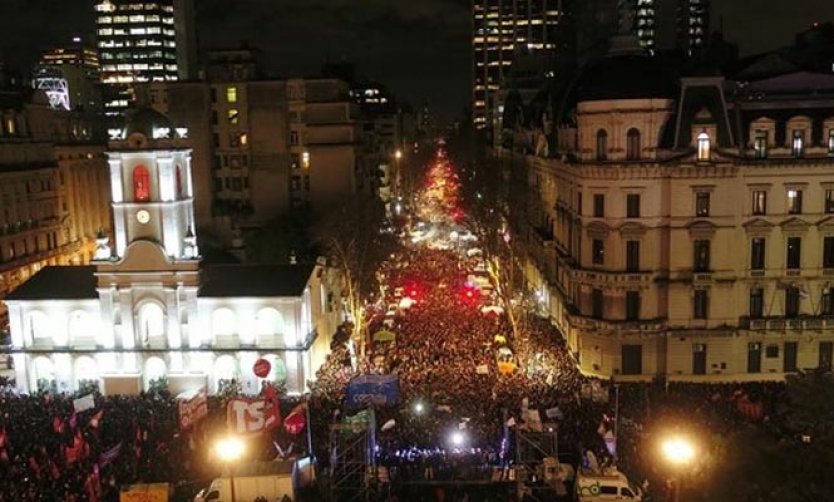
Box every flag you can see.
[73,394,96,413]
[28,456,41,478]
[89,409,104,429]
[98,442,122,467]
[65,433,86,464]
[381,419,396,431]
[69,412,78,430]
[53,416,65,434]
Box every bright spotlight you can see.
[450,432,465,447]
[661,436,696,466]
[413,402,425,414]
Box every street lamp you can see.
[215,436,245,502]
[660,435,696,502]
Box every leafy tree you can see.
[312,197,397,350]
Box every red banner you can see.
[177,388,208,430]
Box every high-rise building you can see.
[35,37,102,111]
[472,0,563,134]
[677,0,709,55]
[94,0,196,114]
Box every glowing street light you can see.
[450,431,465,447]
[660,435,696,502]
[661,436,695,466]
[395,149,403,160]
[215,437,245,502]
[413,401,425,415]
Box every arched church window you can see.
[626,128,641,160]
[133,165,151,202]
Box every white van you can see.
[575,469,642,501]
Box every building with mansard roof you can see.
[4,108,343,395]
[520,36,834,382]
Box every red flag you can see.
[65,432,86,464]
[52,416,65,434]
[28,456,41,478]
[89,409,104,429]
[69,412,78,430]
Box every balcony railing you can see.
[741,316,834,331]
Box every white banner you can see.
[73,393,96,413]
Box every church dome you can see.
[124,107,174,138]
[574,53,679,102]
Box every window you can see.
[785,287,800,317]
[626,194,640,218]
[290,130,299,146]
[291,153,300,170]
[592,239,604,265]
[625,291,640,321]
[751,190,767,215]
[787,189,803,214]
[592,288,604,318]
[697,132,710,160]
[826,190,834,214]
[791,130,804,158]
[822,288,834,316]
[593,194,604,217]
[133,165,150,202]
[227,109,239,125]
[626,128,640,160]
[626,240,640,272]
[825,237,834,268]
[693,289,709,319]
[176,165,182,197]
[302,151,311,169]
[749,288,764,318]
[754,130,768,159]
[596,129,607,160]
[750,238,766,270]
[828,129,834,156]
[765,345,779,358]
[695,192,710,217]
[786,237,801,269]
[693,240,710,271]
[226,86,237,103]
[599,486,618,495]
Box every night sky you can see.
[0,0,830,121]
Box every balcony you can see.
[741,316,834,331]
[572,268,655,287]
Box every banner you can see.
[73,394,96,413]
[346,374,401,408]
[177,388,208,430]
[226,397,281,435]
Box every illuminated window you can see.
[754,130,768,159]
[787,189,803,214]
[828,130,834,156]
[133,165,150,202]
[226,86,237,103]
[302,151,310,168]
[696,132,710,160]
[792,130,804,158]
[239,133,248,146]
[227,109,239,125]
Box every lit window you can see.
[239,133,248,146]
[133,165,151,202]
[828,130,834,156]
[227,109,239,125]
[787,189,803,214]
[302,151,310,168]
[791,130,804,158]
[754,130,768,159]
[226,86,237,103]
[696,132,710,160]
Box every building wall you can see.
[522,97,834,382]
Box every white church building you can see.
[4,108,342,396]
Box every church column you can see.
[165,288,180,349]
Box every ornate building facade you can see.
[5,109,342,395]
[521,45,834,381]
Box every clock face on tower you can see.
[136,209,151,224]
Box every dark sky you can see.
[0,0,831,121]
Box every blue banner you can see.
[346,375,401,408]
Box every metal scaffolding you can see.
[515,428,567,501]
[329,411,376,502]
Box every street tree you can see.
[312,197,397,348]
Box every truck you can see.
[194,460,308,502]
[575,467,643,501]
